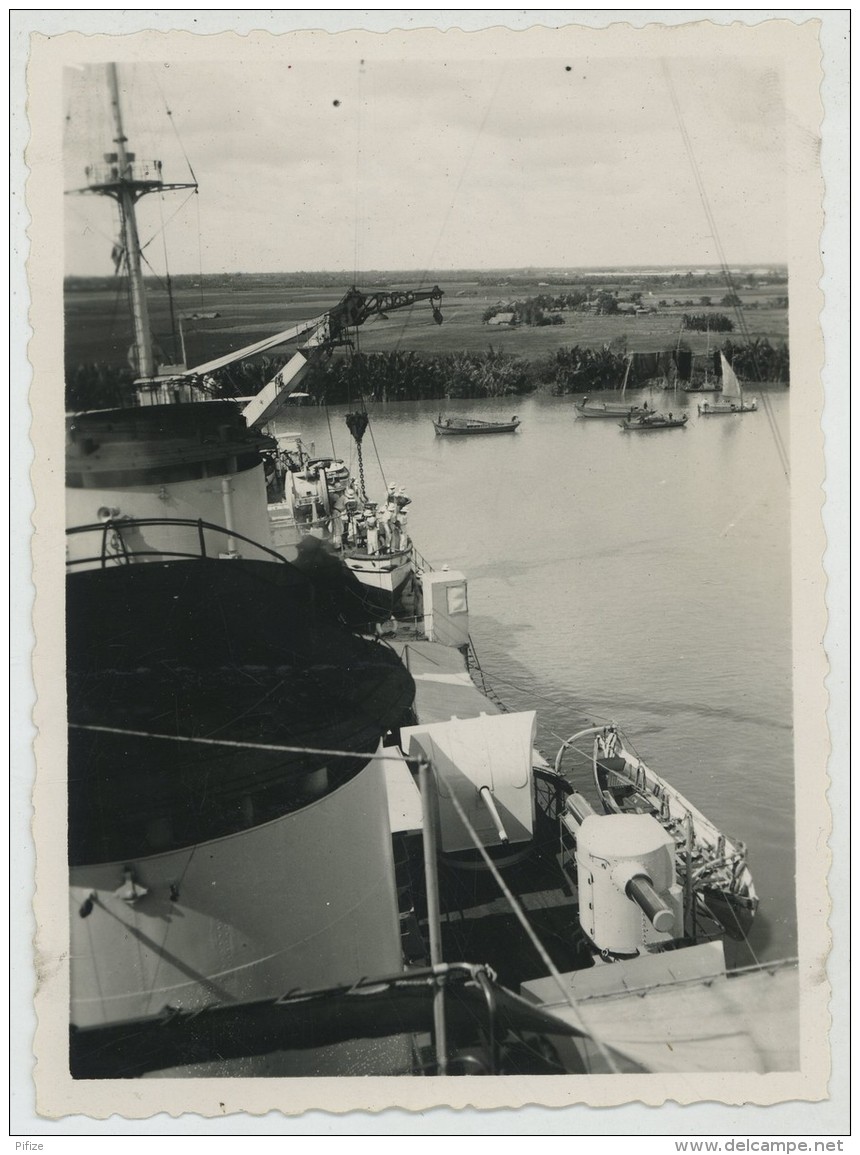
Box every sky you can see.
[63,53,788,277]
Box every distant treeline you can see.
[64,267,788,295]
[295,349,538,402]
[547,339,791,389]
[682,312,734,332]
[64,349,540,409]
[66,362,137,411]
[720,338,790,383]
[476,270,787,290]
[65,337,790,410]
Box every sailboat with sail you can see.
[684,324,722,393]
[698,352,758,415]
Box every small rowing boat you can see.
[594,726,758,940]
[433,415,520,436]
[555,725,759,942]
[575,397,652,420]
[619,411,688,431]
[574,357,651,419]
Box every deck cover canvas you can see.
[530,953,799,1074]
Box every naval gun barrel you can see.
[625,874,674,933]
[478,786,509,844]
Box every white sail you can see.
[719,352,742,400]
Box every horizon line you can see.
[64,262,789,280]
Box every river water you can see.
[273,388,795,965]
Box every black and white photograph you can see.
[16,11,845,1133]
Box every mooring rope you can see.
[68,723,413,764]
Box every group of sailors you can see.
[332,482,412,555]
[262,447,305,503]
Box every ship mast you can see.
[73,63,197,379]
[106,63,154,377]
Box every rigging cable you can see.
[140,843,200,1019]
[67,722,451,765]
[390,64,508,354]
[416,64,508,291]
[149,63,207,318]
[364,418,389,495]
[352,58,366,283]
[157,190,180,363]
[759,391,791,480]
[134,248,174,366]
[325,402,337,458]
[64,202,120,250]
[443,786,620,1073]
[662,61,750,341]
[150,63,208,311]
[66,192,134,363]
[194,193,206,312]
[137,247,170,291]
[138,188,199,255]
[663,60,790,481]
[149,64,200,187]
[101,271,130,360]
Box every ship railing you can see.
[85,158,164,188]
[463,639,509,713]
[66,517,290,569]
[408,542,434,575]
[533,765,572,823]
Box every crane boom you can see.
[186,285,443,377]
[323,286,444,342]
[184,284,444,426]
[186,315,327,376]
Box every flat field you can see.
[64,276,789,372]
